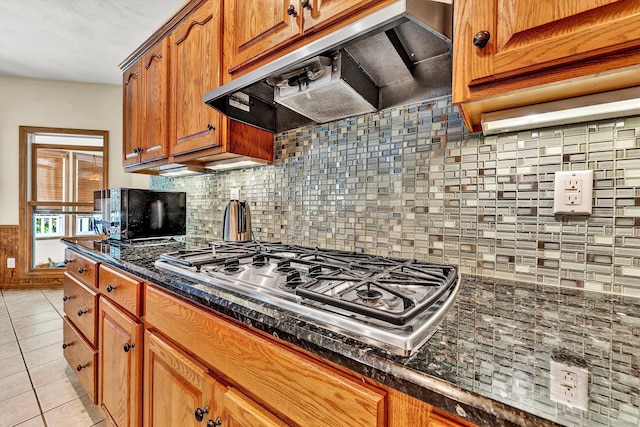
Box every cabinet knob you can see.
[472,30,491,48]
[207,418,222,427]
[207,123,215,131]
[77,364,86,372]
[77,309,86,316]
[301,0,311,10]
[64,259,71,264]
[287,5,298,17]
[63,295,71,301]
[106,284,116,293]
[194,406,210,422]
[123,343,135,353]
[77,267,86,274]
[62,343,71,349]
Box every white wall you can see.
[0,75,149,225]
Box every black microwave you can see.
[93,188,187,240]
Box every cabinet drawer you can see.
[99,264,143,317]
[63,316,98,404]
[63,273,99,345]
[146,286,386,427]
[65,248,98,287]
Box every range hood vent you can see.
[205,0,452,133]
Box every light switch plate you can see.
[230,188,240,200]
[553,170,593,215]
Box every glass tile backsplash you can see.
[151,95,640,297]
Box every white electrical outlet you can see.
[553,170,593,215]
[550,358,589,410]
[230,188,240,200]
[7,258,16,268]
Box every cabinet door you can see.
[144,330,225,427]
[123,61,142,166]
[99,297,143,427]
[223,388,288,427]
[170,0,221,157]
[140,39,169,164]
[459,0,640,84]
[146,285,386,427]
[302,0,379,32]
[225,0,302,73]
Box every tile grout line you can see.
[3,289,104,427]
[1,289,49,427]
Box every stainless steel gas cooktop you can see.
[154,241,460,356]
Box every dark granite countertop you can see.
[62,238,640,427]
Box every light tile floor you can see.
[0,288,105,427]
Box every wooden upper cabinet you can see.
[225,0,302,73]
[464,0,640,84]
[302,0,380,32]
[140,39,170,164]
[453,0,640,132]
[224,0,381,75]
[170,0,221,157]
[122,61,142,167]
[122,38,170,168]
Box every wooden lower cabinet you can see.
[223,388,288,427]
[99,297,143,427]
[63,272,99,346]
[145,285,386,427]
[144,330,287,427]
[63,317,98,404]
[143,330,224,427]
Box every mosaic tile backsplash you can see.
[151,95,640,297]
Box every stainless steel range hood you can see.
[204,0,452,133]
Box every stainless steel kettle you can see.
[222,200,252,241]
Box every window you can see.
[19,127,108,274]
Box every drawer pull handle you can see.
[106,285,116,293]
[123,343,135,353]
[62,343,71,349]
[77,267,86,274]
[77,364,86,372]
[64,259,71,264]
[207,418,222,427]
[77,309,86,316]
[194,406,209,422]
[63,295,71,301]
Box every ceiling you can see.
[0,0,186,85]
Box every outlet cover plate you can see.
[550,359,589,410]
[553,170,593,215]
